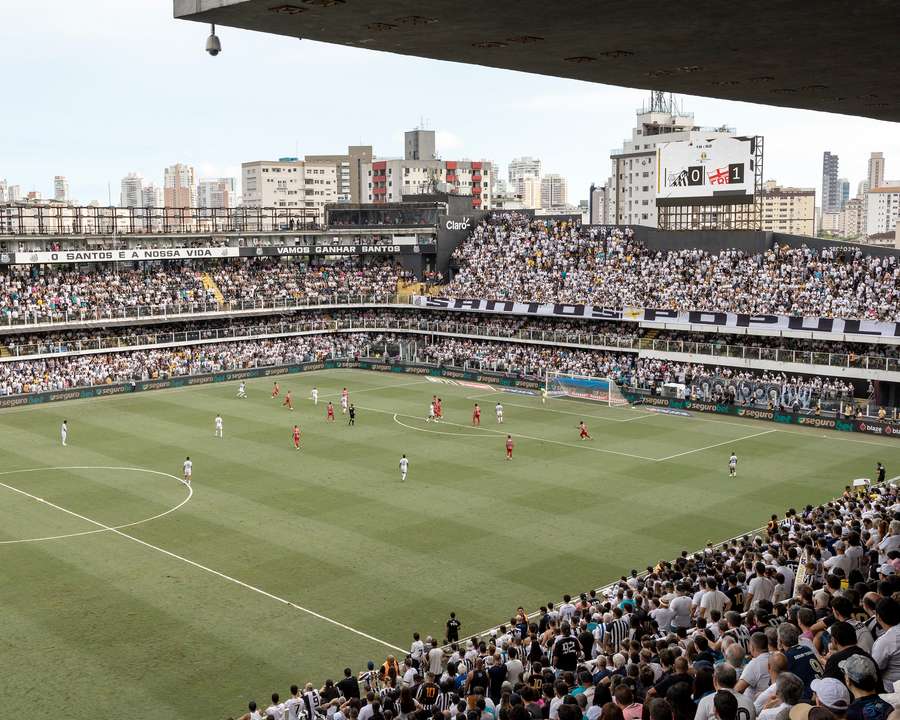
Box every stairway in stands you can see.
[396,280,425,301]
[201,273,225,305]
[639,328,660,350]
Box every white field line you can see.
[381,408,658,462]
[655,429,778,462]
[464,390,501,401]
[392,414,494,437]
[464,397,653,424]
[0,477,406,653]
[0,466,192,545]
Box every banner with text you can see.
[413,296,900,339]
[0,244,436,265]
[4,247,239,264]
[238,244,434,257]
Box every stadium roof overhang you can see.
[173,0,900,123]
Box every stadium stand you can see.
[446,214,900,320]
[0,258,405,323]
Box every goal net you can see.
[545,371,631,407]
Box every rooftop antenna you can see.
[648,90,672,113]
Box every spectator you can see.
[871,598,900,692]
[839,656,893,720]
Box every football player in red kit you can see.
[271,381,280,398]
[472,403,481,426]
[578,421,592,440]
[435,397,443,420]
[283,390,293,411]
[326,401,335,422]
[292,425,301,450]
[506,435,514,460]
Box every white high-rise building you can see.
[242,159,338,224]
[540,174,568,209]
[197,177,237,209]
[866,184,900,237]
[143,183,163,208]
[508,157,541,197]
[53,176,69,203]
[120,173,145,207]
[607,94,737,226]
[0,179,7,203]
[7,185,22,203]
[520,176,541,208]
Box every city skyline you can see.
[2,1,899,207]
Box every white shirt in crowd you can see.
[739,651,771,701]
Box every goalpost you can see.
[544,370,632,408]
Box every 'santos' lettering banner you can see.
[414,296,900,339]
[1,244,435,264]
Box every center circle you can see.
[0,465,192,545]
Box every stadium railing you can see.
[1,313,897,379]
[0,294,404,329]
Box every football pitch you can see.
[3,368,899,718]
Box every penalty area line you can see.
[655,429,778,462]
[0,480,406,654]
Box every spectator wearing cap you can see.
[809,677,851,717]
[823,621,878,683]
[839,655,893,720]
[758,672,805,720]
[697,663,757,720]
[871,598,900,692]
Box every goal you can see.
[545,371,631,407]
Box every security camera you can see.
[206,24,221,56]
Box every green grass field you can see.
[3,369,899,718]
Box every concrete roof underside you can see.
[174,0,900,123]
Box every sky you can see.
[2,0,899,206]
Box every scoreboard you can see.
[657,136,757,201]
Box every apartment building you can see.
[759,180,815,235]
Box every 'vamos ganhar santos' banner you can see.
[413,296,900,339]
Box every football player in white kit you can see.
[399,454,409,481]
[311,386,319,405]
[236,381,246,398]
[214,414,223,438]
[183,456,193,485]
[340,394,348,414]
[729,452,737,477]
[61,419,68,446]
[495,402,504,424]
[427,402,436,422]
